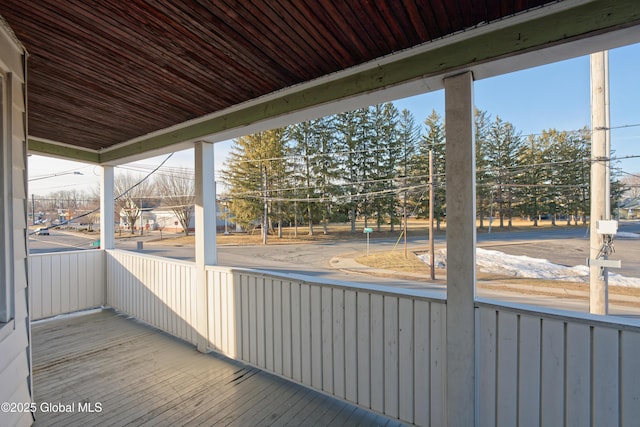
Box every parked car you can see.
[35,228,49,236]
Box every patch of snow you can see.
[418,248,640,288]
[417,249,447,269]
[616,231,640,238]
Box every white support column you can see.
[195,141,217,352]
[444,71,476,427]
[100,165,115,250]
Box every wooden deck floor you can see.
[32,309,405,426]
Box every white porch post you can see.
[195,141,217,352]
[444,71,476,427]
[100,165,115,250]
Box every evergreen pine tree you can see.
[412,110,446,230]
[475,108,492,228]
[396,108,420,229]
[369,103,401,231]
[334,108,370,232]
[486,116,522,228]
[221,129,288,234]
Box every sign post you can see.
[363,227,373,256]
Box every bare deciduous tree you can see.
[114,173,155,235]
[156,168,195,236]
[622,174,640,199]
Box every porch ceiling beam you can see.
[28,137,100,164]
[27,0,640,165]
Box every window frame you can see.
[0,72,12,324]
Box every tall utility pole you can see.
[403,138,408,259]
[403,188,408,258]
[262,163,268,245]
[429,150,435,280]
[589,51,611,315]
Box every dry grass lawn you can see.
[355,251,432,274]
[146,217,585,247]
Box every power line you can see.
[114,154,174,202]
[31,154,175,234]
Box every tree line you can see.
[221,102,612,234]
[33,102,628,237]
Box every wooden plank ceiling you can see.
[2,1,552,152]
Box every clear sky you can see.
[28,42,640,196]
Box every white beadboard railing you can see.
[29,250,105,320]
[205,267,448,427]
[106,250,198,346]
[476,299,640,427]
[205,267,240,358]
[99,251,640,427]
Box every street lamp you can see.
[224,201,229,235]
[29,171,83,225]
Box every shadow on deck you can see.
[32,309,404,426]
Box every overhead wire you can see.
[32,154,175,234]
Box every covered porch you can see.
[2,1,640,426]
[28,248,640,426]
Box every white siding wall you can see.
[106,250,198,346]
[29,250,105,320]
[477,300,640,427]
[0,19,32,427]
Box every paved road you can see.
[29,229,98,253]
[29,223,639,280]
[29,222,640,315]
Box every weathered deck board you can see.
[32,309,402,426]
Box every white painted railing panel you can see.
[205,267,447,426]
[106,250,198,346]
[477,300,640,427]
[31,247,640,427]
[205,267,240,358]
[29,250,105,320]
[101,256,640,427]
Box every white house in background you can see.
[152,209,182,232]
[620,197,640,219]
[137,202,232,234]
[117,198,159,233]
